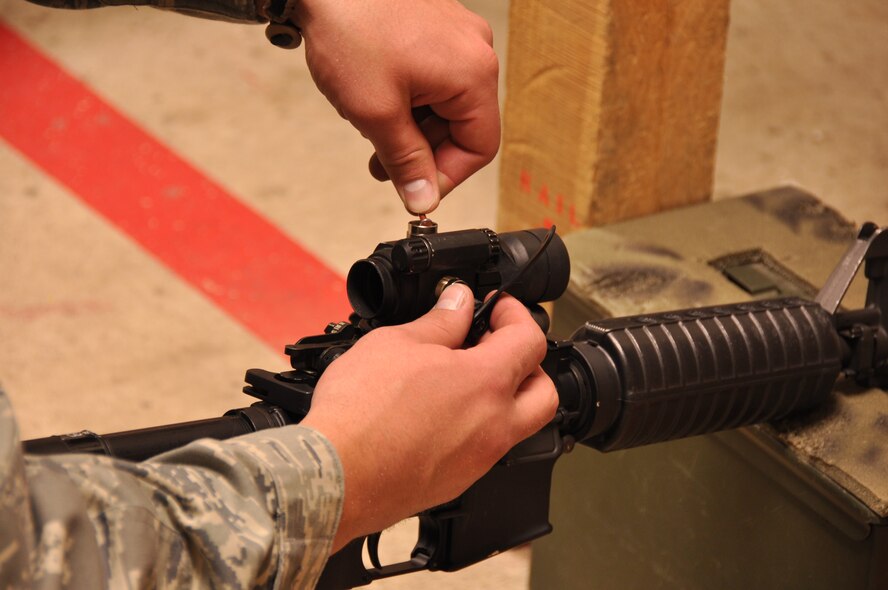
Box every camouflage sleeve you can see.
[0,389,344,589]
[24,0,266,24]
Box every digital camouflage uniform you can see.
[26,0,265,23]
[0,388,344,588]
[6,1,343,587]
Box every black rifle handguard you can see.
[571,298,843,452]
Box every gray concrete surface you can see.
[714,0,888,224]
[0,0,885,588]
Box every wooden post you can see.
[498,0,730,233]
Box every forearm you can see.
[6,418,343,588]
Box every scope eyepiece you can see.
[346,257,397,320]
[345,227,571,327]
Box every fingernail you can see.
[434,284,467,311]
[400,179,437,214]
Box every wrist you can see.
[301,416,369,551]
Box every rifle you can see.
[24,220,888,589]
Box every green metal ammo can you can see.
[535,187,887,590]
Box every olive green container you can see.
[534,188,887,590]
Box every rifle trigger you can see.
[367,532,383,570]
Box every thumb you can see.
[397,283,474,348]
[365,113,441,215]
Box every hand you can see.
[300,284,557,551]
[295,0,501,214]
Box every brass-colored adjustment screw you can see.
[407,217,438,237]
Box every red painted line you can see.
[0,22,350,349]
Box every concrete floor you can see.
[0,0,885,588]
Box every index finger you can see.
[430,76,500,195]
[350,102,441,214]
